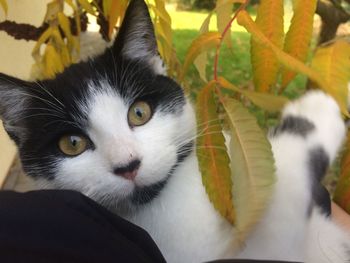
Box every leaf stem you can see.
[213,0,250,83]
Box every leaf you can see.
[250,0,284,92]
[108,0,127,39]
[181,32,221,81]
[311,40,350,118]
[237,11,349,116]
[216,0,233,48]
[32,27,54,60]
[281,0,317,88]
[194,52,208,82]
[77,0,96,15]
[334,131,350,214]
[58,12,73,41]
[44,43,64,78]
[0,0,8,16]
[222,98,275,241]
[196,81,235,225]
[218,77,288,112]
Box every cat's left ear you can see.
[113,0,166,75]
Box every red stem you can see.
[213,0,251,83]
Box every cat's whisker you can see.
[32,81,66,109]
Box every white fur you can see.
[35,88,350,262]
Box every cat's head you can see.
[0,0,195,212]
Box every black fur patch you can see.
[271,116,315,137]
[308,147,331,217]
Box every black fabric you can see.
[0,190,165,263]
[0,190,302,263]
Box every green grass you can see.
[169,9,307,99]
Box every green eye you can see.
[128,101,152,127]
[58,135,88,156]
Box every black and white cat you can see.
[0,0,349,262]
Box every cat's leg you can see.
[237,91,346,261]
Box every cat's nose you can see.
[113,159,141,180]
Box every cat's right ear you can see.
[0,73,30,144]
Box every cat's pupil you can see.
[135,108,143,118]
[70,136,79,147]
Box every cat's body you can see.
[0,0,349,262]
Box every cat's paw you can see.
[282,90,346,161]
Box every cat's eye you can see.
[58,135,88,156]
[128,101,152,127]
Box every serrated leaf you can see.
[181,32,221,81]
[222,98,275,241]
[334,131,350,214]
[197,81,235,225]
[77,0,96,15]
[0,0,8,16]
[251,0,284,92]
[311,40,350,118]
[281,0,317,88]
[218,77,289,112]
[237,11,349,116]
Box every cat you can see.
[0,0,349,262]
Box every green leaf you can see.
[196,81,235,225]
[222,98,276,241]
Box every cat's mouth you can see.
[130,177,170,205]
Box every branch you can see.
[0,14,88,41]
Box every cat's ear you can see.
[113,0,166,74]
[0,73,30,144]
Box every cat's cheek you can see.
[53,153,135,197]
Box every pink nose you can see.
[113,159,140,180]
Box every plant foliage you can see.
[1,0,350,239]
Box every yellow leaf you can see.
[58,12,73,42]
[334,131,350,214]
[216,0,233,48]
[281,0,317,88]
[218,77,289,112]
[32,27,54,60]
[194,52,208,82]
[44,1,62,23]
[103,0,112,17]
[181,32,221,81]
[0,0,8,16]
[108,0,127,39]
[197,80,235,225]
[222,97,276,242]
[251,0,284,92]
[77,0,96,15]
[44,44,64,78]
[311,40,350,117]
[237,11,349,116]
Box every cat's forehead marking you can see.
[84,80,128,135]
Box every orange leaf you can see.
[250,0,284,92]
[181,32,221,81]
[196,80,235,225]
[334,131,350,214]
[281,0,317,88]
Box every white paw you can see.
[283,90,345,161]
